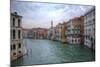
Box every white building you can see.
[10,12,25,61]
[66,20,72,44]
[84,7,95,49]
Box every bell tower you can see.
[51,20,53,28]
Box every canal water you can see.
[11,38,95,66]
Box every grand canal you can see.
[11,38,95,66]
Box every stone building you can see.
[84,7,95,49]
[52,22,67,43]
[28,28,48,39]
[80,16,84,44]
[60,22,67,43]
[55,23,62,41]
[66,16,84,44]
[22,29,30,38]
[10,12,25,61]
[27,29,33,38]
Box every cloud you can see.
[11,0,94,28]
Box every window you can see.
[78,39,80,42]
[11,45,13,51]
[72,39,73,42]
[75,39,76,42]
[13,44,16,50]
[13,29,15,39]
[18,30,21,39]
[13,18,15,26]
[86,36,88,39]
[93,18,95,22]
[11,30,12,39]
[18,51,21,53]
[18,19,20,27]
[13,52,16,56]
[18,43,21,48]
[91,37,93,42]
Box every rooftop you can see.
[11,12,22,18]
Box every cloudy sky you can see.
[11,0,94,29]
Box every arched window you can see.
[13,44,16,50]
[18,30,21,39]
[11,45,13,51]
[13,18,15,26]
[13,29,15,39]
[18,19,20,27]
[11,30,12,39]
[18,43,21,48]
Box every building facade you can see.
[60,22,67,43]
[22,29,30,38]
[55,23,62,41]
[28,28,48,39]
[48,21,67,43]
[10,12,25,61]
[80,16,84,44]
[66,16,84,44]
[84,7,95,49]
